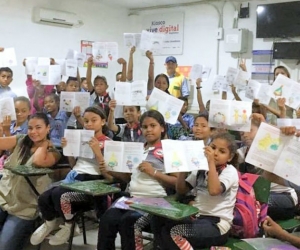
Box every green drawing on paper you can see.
[258,133,280,151]
[171,152,182,169]
[108,153,118,169]
[274,85,283,97]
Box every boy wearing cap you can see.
[164,56,189,98]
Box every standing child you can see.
[152,132,239,250]
[0,67,16,98]
[30,106,111,246]
[107,100,145,142]
[97,110,178,250]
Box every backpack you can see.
[231,173,268,239]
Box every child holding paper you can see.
[63,76,82,129]
[107,100,145,143]
[30,106,111,246]
[23,58,55,114]
[263,66,294,124]
[97,110,178,250]
[44,93,69,147]
[0,96,32,168]
[2,96,31,136]
[240,116,298,220]
[151,132,239,250]
[86,56,111,117]
[169,97,194,140]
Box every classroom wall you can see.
[128,0,300,111]
[2,0,300,111]
[0,0,130,96]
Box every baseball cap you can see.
[165,56,177,63]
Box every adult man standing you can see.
[165,56,189,98]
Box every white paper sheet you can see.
[0,48,17,67]
[189,64,203,80]
[209,99,252,132]
[114,80,147,106]
[104,141,144,172]
[245,122,289,172]
[0,97,16,122]
[162,140,208,173]
[60,92,90,112]
[147,88,184,125]
[63,130,95,158]
[268,74,300,109]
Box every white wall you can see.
[127,0,300,111]
[0,0,130,96]
[2,0,300,110]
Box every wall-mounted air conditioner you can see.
[32,7,83,28]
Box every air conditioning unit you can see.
[32,7,83,28]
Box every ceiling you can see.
[99,0,252,10]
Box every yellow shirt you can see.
[167,72,185,97]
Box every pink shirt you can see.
[26,75,54,114]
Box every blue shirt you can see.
[47,111,69,147]
[174,113,194,130]
[0,86,17,99]
[168,73,190,97]
[10,121,28,135]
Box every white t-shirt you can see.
[129,143,167,198]
[186,164,239,234]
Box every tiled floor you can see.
[25,218,153,250]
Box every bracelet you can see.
[150,62,155,65]
[196,86,202,89]
[153,169,158,176]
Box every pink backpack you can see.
[231,173,268,238]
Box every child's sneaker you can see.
[30,219,58,245]
[49,223,80,246]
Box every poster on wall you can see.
[142,12,184,55]
[80,40,108,68]
[251,50,275,83]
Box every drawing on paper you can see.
[258,133,280,151]
[242,110,248,123]
[107,153,118,169]
[288,93,300,106]
[126,160,133,171]
[171,152,182,170]
[273,85,283,97]
[191,157,200,168]
[63,99,72,106]
[149,101,159,111]
[213,112,226,126]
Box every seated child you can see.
[30,106,111,246]
[151,132,239,250]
